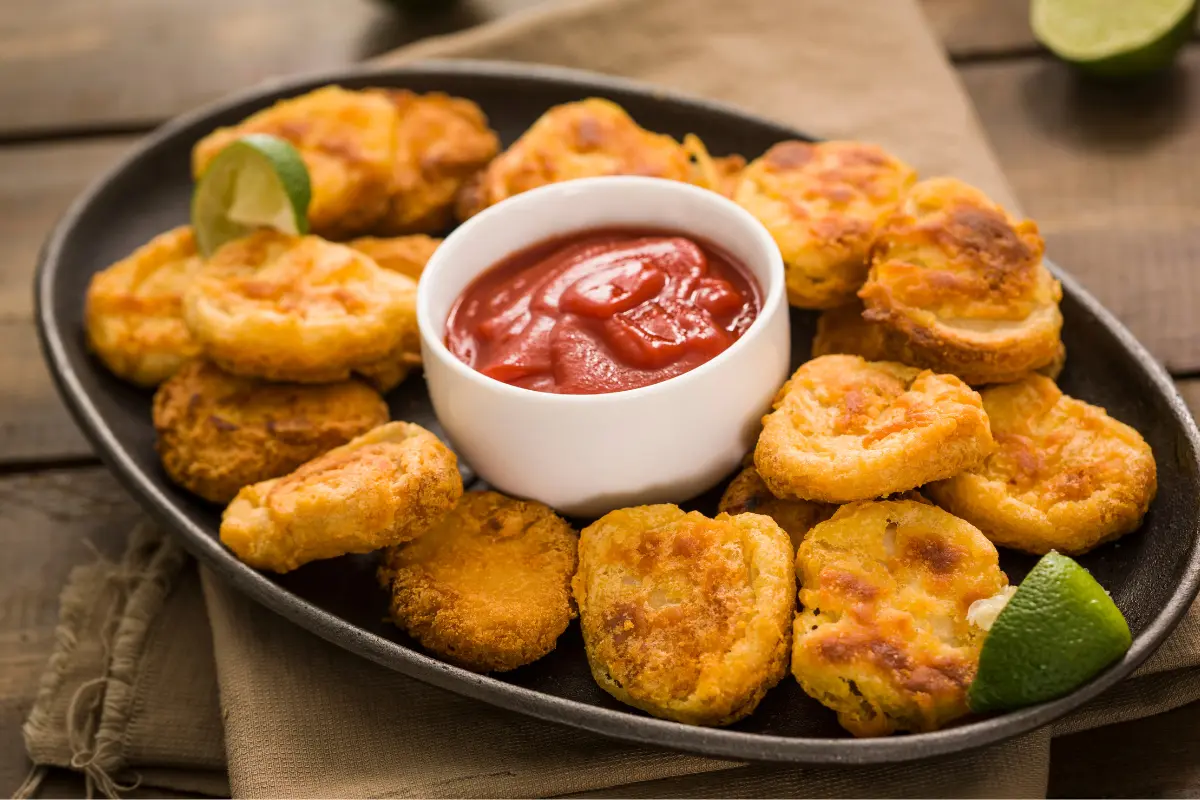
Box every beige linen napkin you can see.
[19,0,1200,796]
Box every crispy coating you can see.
[456,98,694,220]
[378,491,578,672]
[84,226,204,386]
[858,177,1064,384]
[682,133,746,198]
[793,500,1007,737]
[152,360,389,503]
[926,375,1157,555]
[573,505,795,726]
[718,464,835,551]
[734,141,917,309]
[755,355,994,503]
[347,234,441,281]
[221,422,462,573]
[183,231,414,383]
[193,86,398,239]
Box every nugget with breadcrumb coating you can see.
[184,231,415,383]
[153,360,388,503]
[793,499,1007,737]
[221,422,462,573]
[926,375,1156,555]
[755,355,993,503]
[574,505,794,726]
[84,226,204,386]
[348,234,441,281]
[682,134,745,198]
[734,141,916,309]
[858,178,1063,385]
[718,464,835,551]
[379,491,577,672]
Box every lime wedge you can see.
[969,552,1132,713]
[191,134,311,257]
[1032,0,1198,77]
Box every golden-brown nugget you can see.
[152,360,389,503]
[718,464,835,551]
[573,505,794,726]
[221,422,462,573]
[858,177,1064,385]
[193,86,398,239]
[379,491,577,672]
[755,355,994,503]
[84,226,204,386]
[348,234,441,281]
[734,141,916,309]
[926,375,1156,555]
[682,133,746,198]
[793,499,1007,737]
[184,231,415,383]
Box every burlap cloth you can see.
[18,0,1200,796]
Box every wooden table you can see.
[3,1,1200,796]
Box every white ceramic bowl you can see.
[417,176,790,517]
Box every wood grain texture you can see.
[0,321,92,463]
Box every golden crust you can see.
[718,464,835,551]
[573,505,795,726]
[792,500,1007,737]
[858,177,1064,384]
[378,491,578,673]
[754,355,994,503]
[183,231,414,383]
[220,422,463,573]
[926,375,1157,555]
[84,226,204,386]
[347,234,441,282]
[734,141,916,309]
[682,133,745,198]
[152,360,389,503]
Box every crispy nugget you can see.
[734,141,916,309]
[755,355,994,503]
[183,231,414,383]
[793,500,1007,737]
[718,464,835,551]
[858,178,1064,385]
[456,98,693,220]
[682,134,745,198]
[926,375,1156,555]
[152,360,389,503]
[347,234,441,281]
[220,422,462,573]
[84,226,204,386]
[573,505,794,726]
[379,491,577,672]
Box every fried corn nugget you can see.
[682,134,746,198]
[926,375,1156,555]
[347,234,441,281]
[734,141,917,309]
[152,360,389,503]
[221,422,462,573]
[193,86,398,239]
[456,98,694,220]
[755,355,994,503]
[84,226,204,386]
[184,231,414,383]
[793,500,1007,737]
[858,178,1064,385]
[379,491,578,672]
[718,464,835,551]
[574,505,794,726]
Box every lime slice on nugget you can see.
[969,552,1132,713]
[192,134,311,257]
[1032,0,1198,77]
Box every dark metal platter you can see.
[35,60,1200,764]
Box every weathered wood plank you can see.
[0,321,92,463]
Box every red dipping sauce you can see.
[446,228,761,394]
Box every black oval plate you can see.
[36,61,1200,764]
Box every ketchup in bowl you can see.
[445,228,762,394]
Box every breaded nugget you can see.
[682,133,746,198]
[221,421,462,573]
[152,360,389,503]
[456,98,693,220]
[193,86,398,239]
[858,177,1064,385]
[184,230,414,383]
[378,491,577,672]
[84,226,204,386]
[718,464,835,551]
[755,355,993,503]
[793,499,1007,737]
[573,505,794,726]
[347,234,441,281]
[926,375,1157,555]
[734,141,917,309]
